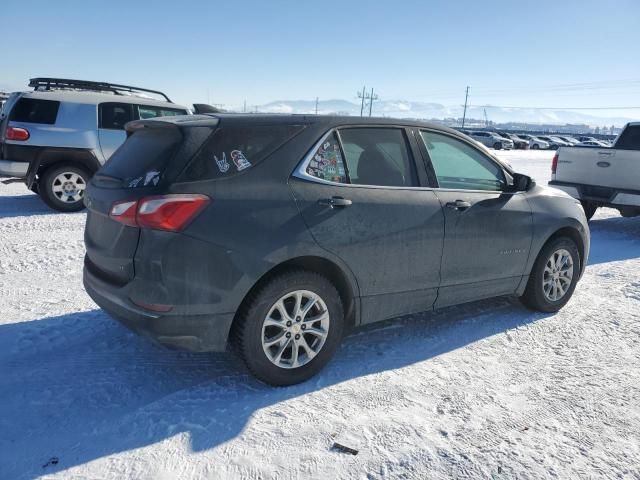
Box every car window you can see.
[615,125,640,150]
[338,128,417,187]
[9,98,60,124]
[420,131,506,191]
[137,105,188,120]
[305,131,348,183]
[180,124,305,181]
[99,103,133,130]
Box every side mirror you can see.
[510,172,535,192]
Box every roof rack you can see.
[29,77,173,103]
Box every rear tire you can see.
[520,236,580,313]
[40,164,90,212]
[232,269,344,386]
[581,201,597,221]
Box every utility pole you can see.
[462,86,470,128]
[243,99,247,113]
[483,108,488,127]
[315,97,319,115]
[358,86,379,117]
[368,88,378,117]
[358,86,367,116]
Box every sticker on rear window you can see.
[144,170,160,186]
[214,153,230,173]
[231,150,251,171]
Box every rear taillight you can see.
[551,152,559,175]
[109,194,210,232]
[6,127,30,141]
[109,200,138,227]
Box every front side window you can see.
[99,103,133,130]
[305,132,348,183]
[420,131,506,191]
[339,128,416,187]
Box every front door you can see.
[418,130,533,308]
[290,127,444,324]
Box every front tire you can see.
[532,144,540,150]
[493,142,502,150]
[40,164,90,212]
[520,236,580,313]
[232,270,344,386]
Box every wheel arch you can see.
[231,255,359,338]
[28,148,100,188]
[536,226,586,275]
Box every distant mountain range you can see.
[239,99,635,127]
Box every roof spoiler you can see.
[125,115,220,135]
[192,103,224,114]
[29,77,173,103]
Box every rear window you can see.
[9,98,60,124]
[98,127,182,187]
[179,124,305,181]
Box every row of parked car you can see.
[461,129,612,150]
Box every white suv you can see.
[0,78,191,211]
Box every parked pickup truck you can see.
[549,122,640,220]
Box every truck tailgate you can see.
[555,146,637,191]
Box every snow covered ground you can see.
[1,150,639,479]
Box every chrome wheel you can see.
[543,248,574,302]
[261,290,330,369]
[51,172,86,203]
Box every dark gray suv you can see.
[83,114,589,385]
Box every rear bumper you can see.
[0,160,29,178]
[549,180,640,208]
[83,266,234,352]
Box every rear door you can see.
[417,129,533,308]
[290,126,444,324]
[97,102,133,161]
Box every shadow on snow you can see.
[0,298,548,479]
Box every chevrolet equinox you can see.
[83,114,590,385]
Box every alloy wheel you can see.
[542,248,574,302]
[52,172,86,203]
[261,290,330,369]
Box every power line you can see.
[470,104,640,110]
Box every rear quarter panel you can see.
[138,124,361,317]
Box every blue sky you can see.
[2,0,639,115]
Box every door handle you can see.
[597,151,614,157]
[318,196,352,208]
[445,200,472,211]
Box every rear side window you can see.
[9,98,60,124]
[99,103,133,130]
[180,124,305,181]
[339,128,416,187]
[615,126,640,150]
